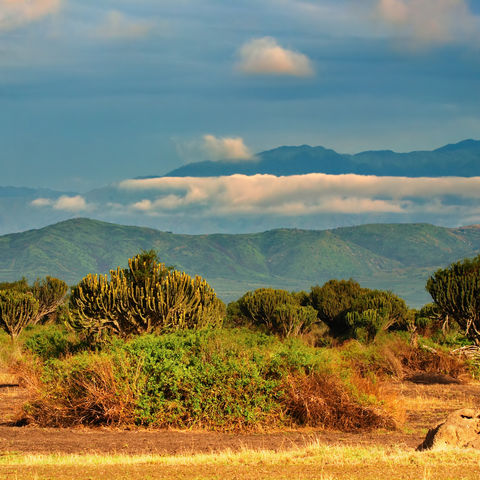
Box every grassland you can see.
[1,443,480,480]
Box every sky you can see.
[1,0,480,193]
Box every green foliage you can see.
[24,324,86,361]
[0,290,39,340]
[426,255,480,344]
[26,328,398,430]
[309,279,364,335]
[68,252,225,339]
[308,280,411,342]
[0,277,30,293]
[231,288,317,337]
[0,276,68,326]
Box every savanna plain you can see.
[1,251,480,480]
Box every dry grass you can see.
[1,442,480,480]
[21,355,144,427]
[1,442,479,467]
[379,339,468,379]
[284,373,400,431]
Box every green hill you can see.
[1,218,480,307]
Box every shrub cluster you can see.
[228,280,412,343]
[23,328,399,431]
[6,249,479,435]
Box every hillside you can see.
[164,139,480,178]
[1,219,480,307]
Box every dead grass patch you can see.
[284,373,399,432]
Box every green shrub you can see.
[309,279,363,335]
[231,288,317,337]
[24,324,86,361]
[309,280,411,342]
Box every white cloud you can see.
[203,135,253,161]
[0,0,60,31]
[236,37,314,76]
[31,197,53,207]
[375,0,479,47]
[117,173,480,217]
[94,10,154,40]
[31,195,92,212]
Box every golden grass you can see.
[1,442,479,468]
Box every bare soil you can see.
[1,373,480,455]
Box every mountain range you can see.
[163,139,480,177]
[1,218,480,307]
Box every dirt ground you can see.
[1,373,480,455]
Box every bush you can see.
[23,328,398,431]
[308,280,411,342]
[230,288,317,337]
[24,324,86,361]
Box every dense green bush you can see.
[229,288,317,337]
[308,280,411,342]
[24,324,86,361]
[68,251,225,339]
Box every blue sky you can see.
[1,0,480,193]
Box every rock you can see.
[417,408,480,451]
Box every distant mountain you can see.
[164,139,480,177]
[1,218,480,307]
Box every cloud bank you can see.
[375,0,478,47]
[236,37,314,76]
[0,0,60,31]
[116,173,480,217]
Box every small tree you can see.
[32,276,68,324]
[426,256,480,344]
[0,290,39,341]
[309,279,364,336]
[309,280,411,342]
[232,288,317,337]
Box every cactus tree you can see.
[426,255,480,344]
[0,290,39,341]
[68,252,225,339]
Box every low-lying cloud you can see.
[32,195,92,212]
[117,173,480,217]
[236,37,314,76]
[0,0,60,32]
